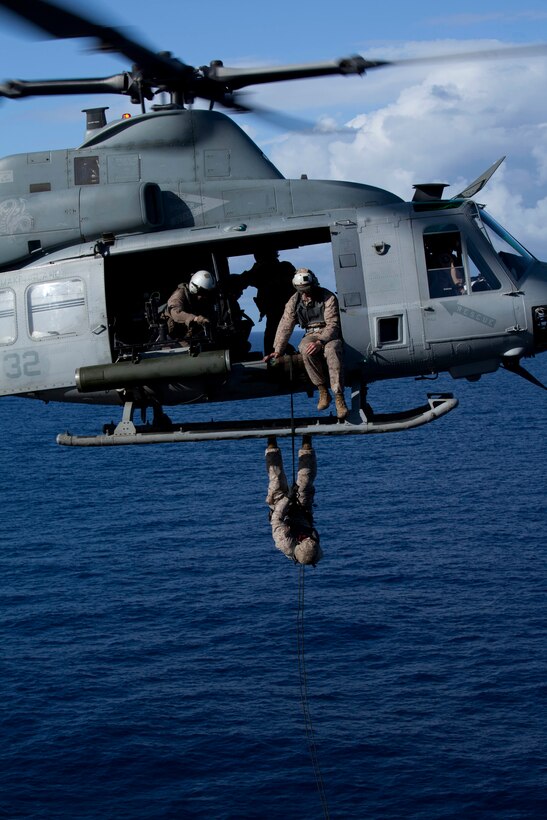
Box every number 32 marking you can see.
[3,351,41,379]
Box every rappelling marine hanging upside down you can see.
[265,435,323,566]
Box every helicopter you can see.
[0,0,546,446]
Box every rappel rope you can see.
[289,354,296,485]
[297,566,330,819]
[288,355,330,820]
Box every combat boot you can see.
[266,436,278,451]
[335,392,349,420]
[301,434,313,451]
[316,385,331,411]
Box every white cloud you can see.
[427,12,547,26]
[268,40,547,259]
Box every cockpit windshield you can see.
[477,209,535,280]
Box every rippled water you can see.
[1,360,546,819]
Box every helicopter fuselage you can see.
[0,109,546,408]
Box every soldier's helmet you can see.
[292,268,319,292]
[294,534,323,566]
[189,270,217,294]
[254,249,279,263]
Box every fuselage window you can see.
[74,156,100,185]
[27,278,87,340]
[377,316,402,345]
[0,288,16,345]
[423,230,466,298]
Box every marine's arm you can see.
[270,496,296,558]
[230,266,258,296]
[270,293,299,355]
[167,288,208,325]
[166,289,199,324]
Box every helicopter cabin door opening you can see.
[102,228,332,362]
[0,254,110,398]
[105,245,253,361]
[413,210,527,378]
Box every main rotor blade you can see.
[206,43,547,94]
[361,42,547,72]
[2,1,546,109]
[207,56,371,90]
[0,75,129,99]
[0,0,191,83]
[225,95,354,134]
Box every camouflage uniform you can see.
[265,444,322,564]
[273,287,344,393]
[165,283,215,341]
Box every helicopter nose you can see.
[502,298,547,386]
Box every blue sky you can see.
[1,0,547,262]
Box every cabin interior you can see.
[103,227,331,362]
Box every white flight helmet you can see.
[189,270,217,295]
[292,268,319,292]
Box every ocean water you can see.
[1,358,546,819]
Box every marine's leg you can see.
[298,335,330,410]
[324,339,348,418]
[298,335,327,386]
[265,438,290,506]
[323,339,344,393]
[296,438,317,511]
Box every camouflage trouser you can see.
[265,447,316,511]
[298,335,344,394]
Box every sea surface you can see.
[1,354,546,819]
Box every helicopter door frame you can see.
[0,254,110,397]
[330,217,371,368]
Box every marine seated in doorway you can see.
[264,268,349,420]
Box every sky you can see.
[1,0,547,259]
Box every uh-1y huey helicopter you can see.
[0,0,546,447]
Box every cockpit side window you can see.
[477,209,534,280]
[423,228,466,298]
[466,244,501,292]
[423,225,501,298]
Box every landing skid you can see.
[56,393,458,447]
